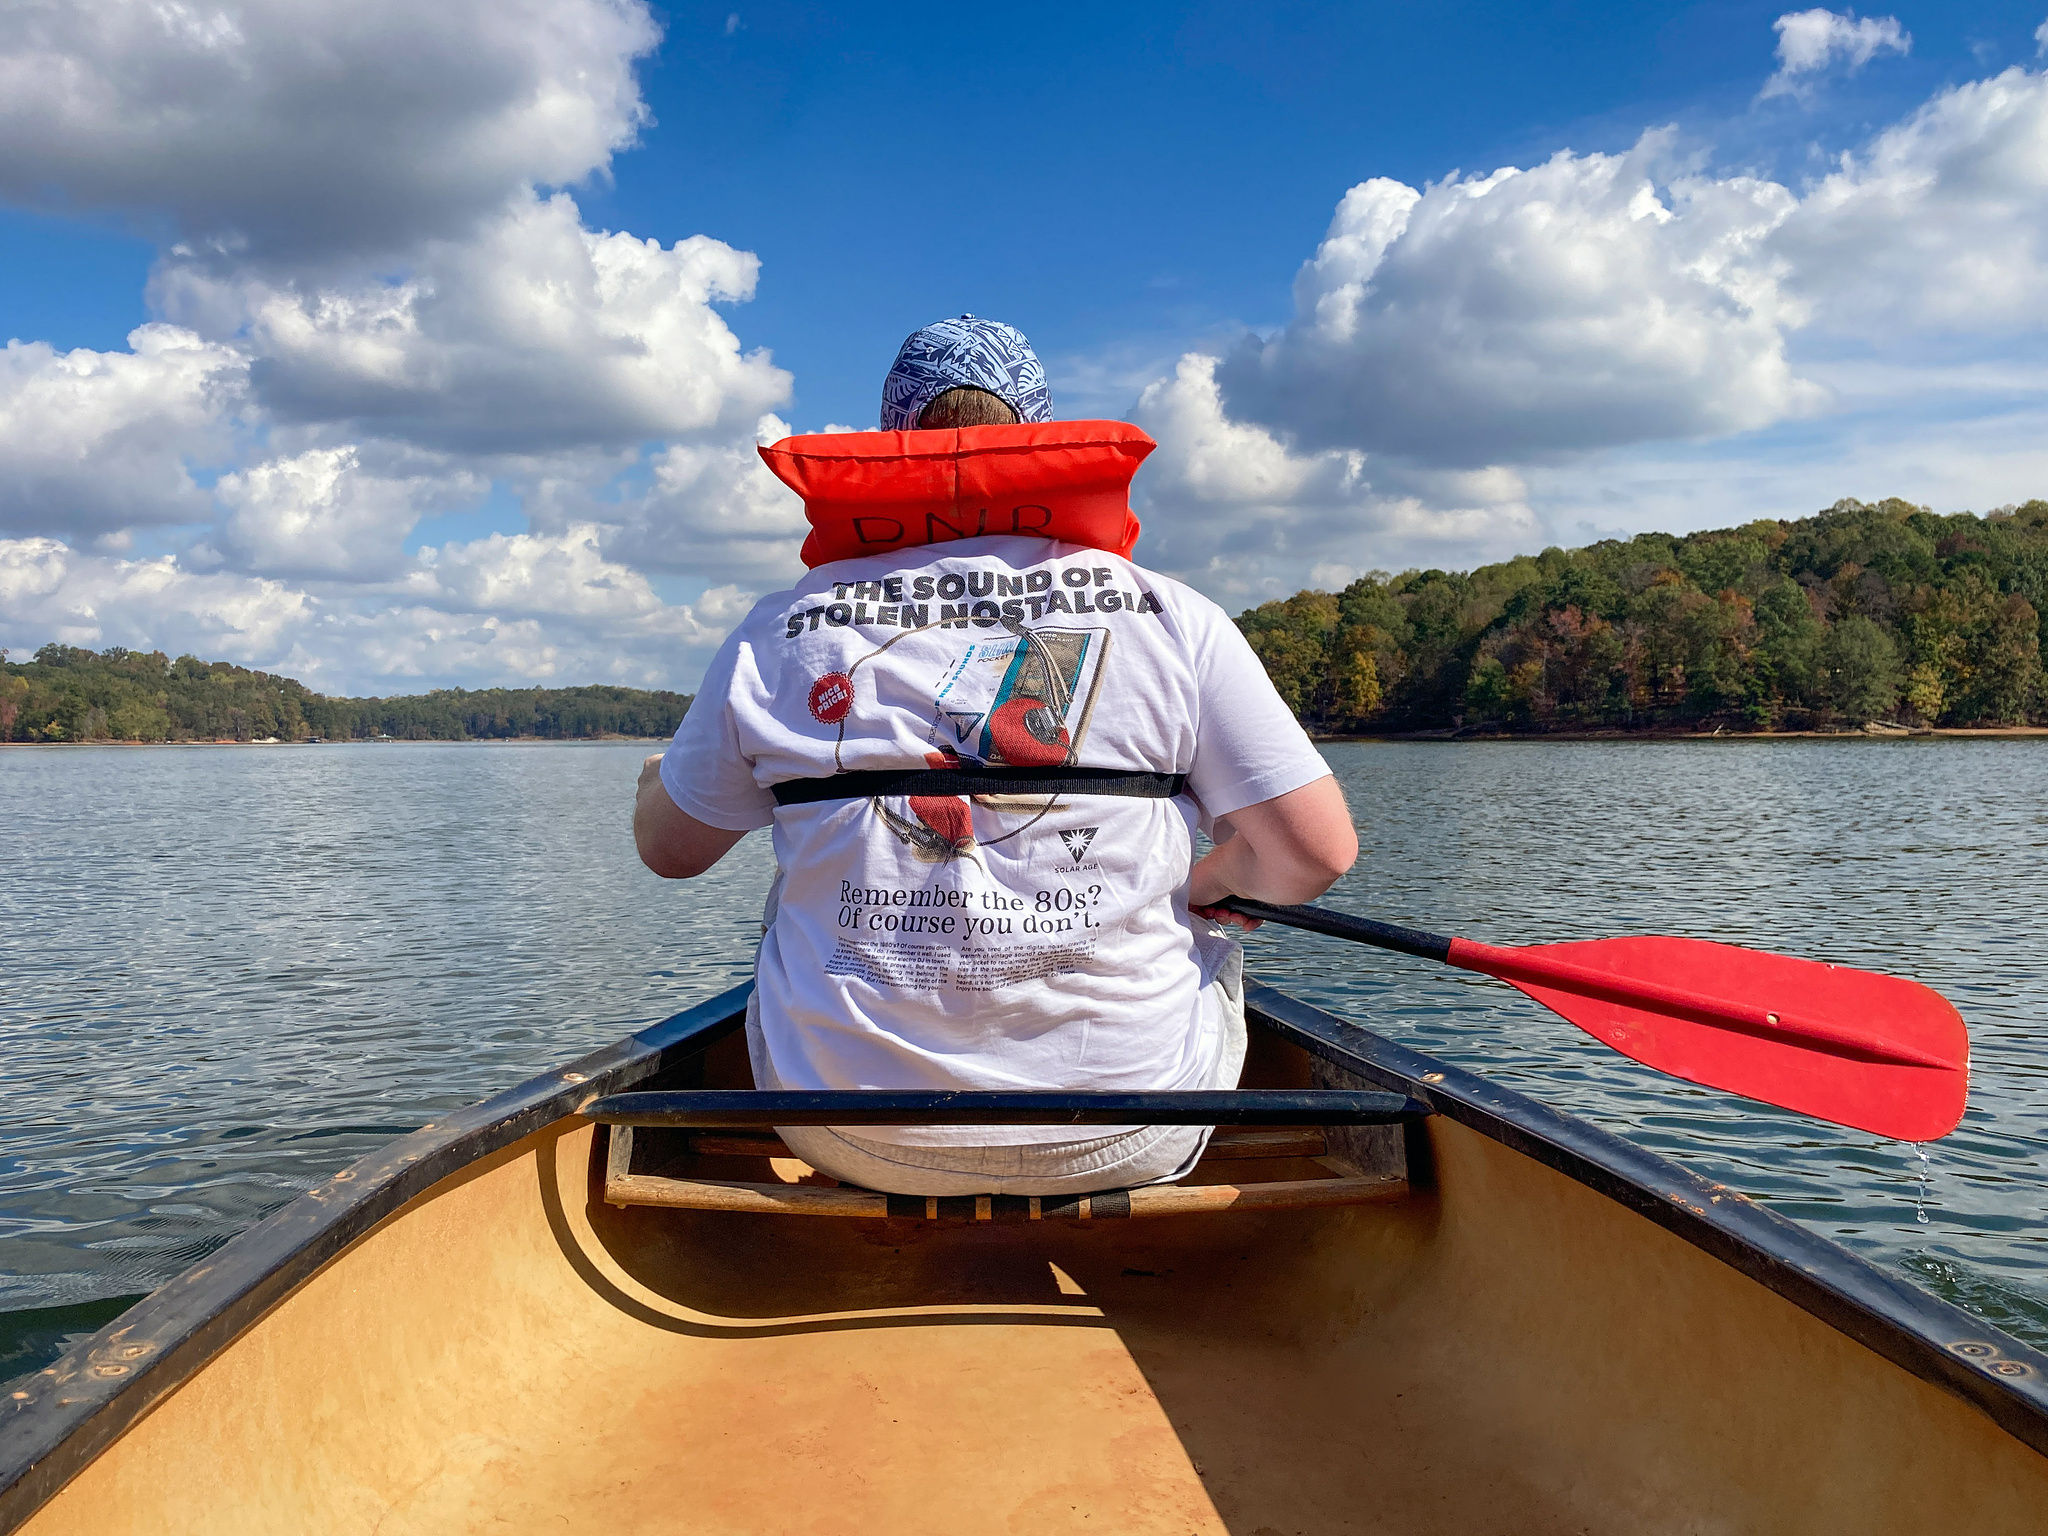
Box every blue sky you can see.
[586,1,2040,422]
[12,1,2047,413]
[4,1,2048,690]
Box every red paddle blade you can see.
[1457,936,1969,1141]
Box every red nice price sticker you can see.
[808,672,854,725]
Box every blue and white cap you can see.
[879,315,1054,432]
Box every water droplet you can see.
[1912,1142,1933,1226]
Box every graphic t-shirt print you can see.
[791,565,1153,993]
[786,563,1159,863]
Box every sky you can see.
[5,0,2048,694]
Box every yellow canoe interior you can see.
[15,1003,2048,1535]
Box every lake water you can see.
[4,738,2045,1380]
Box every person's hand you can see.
[1188,835,1260,929]
[639,752,665,791]
[1190,900,1261,932]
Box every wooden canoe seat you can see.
[585,1089,1427,1222]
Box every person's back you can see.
[636,316,1355,1195]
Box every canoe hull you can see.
[7,983,2048,1534]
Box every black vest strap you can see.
[771,765,1186,807]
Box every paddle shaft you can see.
[1215,898,1946,1070]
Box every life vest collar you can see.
[758,420,1156,570]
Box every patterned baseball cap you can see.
[879,315,1054,432]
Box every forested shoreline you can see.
[1234,498,2048,735]
[10,497,2046,744]
[0,648,690,743]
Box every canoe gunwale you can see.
[1246,980,2048,1460]
[4,974,2047,1533]
[0,983,755,1536]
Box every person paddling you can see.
[635,314,1356,1196]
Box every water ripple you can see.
[1,737,2042,1375]
[1253,738,2048,1342]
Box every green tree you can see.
[1750,579,1820,713]
[1818,616,1901,722]
[1236,491,2048,733]
[1900,665,1945,724]
[1333,648,1382,721]
[1958,594,2042,724]
[1238,592,1338,719]
[0,669,25,736]
[1463,653,1512,723]
[1,649,692,743]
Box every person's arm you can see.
[1188,775,1356,927]
[635,753,749,878]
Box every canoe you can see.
[4,978,2046,1534]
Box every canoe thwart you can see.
[679,1123,1334,1162]
[581,1088,1431,1128]
[683,1124,1333,1162]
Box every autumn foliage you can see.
[1236,498,2048,732]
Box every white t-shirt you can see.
[660,534,1331,1145]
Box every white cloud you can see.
[2037,18,2048,57]
[0,325,245,540]
[318,599,727,691]
[1132,57,2048,600]
[594,414,808,586]
[152,193,790,456]
[0,536,311,663]
[1762,9,1910,99]
[1216,134,1819,468]
[409,524,667,620]
[1135,354,1367,525]
[0,204,787,684]
[214,447,484,581]
[0,0,657,260]
[1779,68,2048,331]
[1131,354,1538,601]
[0,527,746,693]
[0,0,798,692]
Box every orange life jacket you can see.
[758,420,1156,570]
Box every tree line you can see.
[1235,498,2048,734]
[13,495,2043,743]
[0,647,691,743]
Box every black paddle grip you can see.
[1214,898,1454,962]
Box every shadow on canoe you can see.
[5,979,2047,1534]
